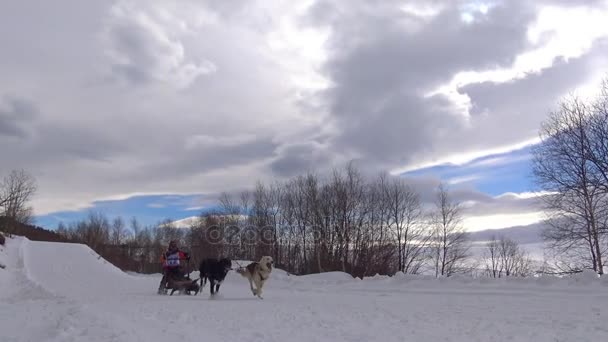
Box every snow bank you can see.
[287,271,354,285]
[20,239,145,299]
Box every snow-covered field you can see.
[1,236,607,342]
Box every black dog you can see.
[198,258,232,295]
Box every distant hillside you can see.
[0,216,73,243]
[468,222,545,244]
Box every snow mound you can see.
[569,269,600,285]
[21,239,143,299]
[296,271,354,282]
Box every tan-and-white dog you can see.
[236,256,273,299]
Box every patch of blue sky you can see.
[401,145,536,196]
[35,194,216,229]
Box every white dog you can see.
[236,256,273,299]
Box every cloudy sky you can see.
[1,0,607,230]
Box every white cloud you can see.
[460,190,552,231]
[184,206,205,211]
[264,1,331,91]
[102,0,217,88]
[463,211,545,231]
[495,190,557,200]
[447,174,482,185]
[392,137,540,174]
[400,2,446,19]
[427,1,608,127]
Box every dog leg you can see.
[248,277,257,296]
[192,281,200,295]
[210,279,216,295]
[254,279,264,299]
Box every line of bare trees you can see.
[532,78,608,275]
[212,165,476,277]
[56,165,479,278]
[483,235,533,278]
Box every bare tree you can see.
[431,183,470,277]
[0,169,37,233]
[585,78,608,193]
[382,175,428,274]
[111,216,127,245]
[532,93,606,275]
[364,175,396,276]
[484,235,502,278]
[219,192,240,217]
[129,216,141,237]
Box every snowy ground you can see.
[1,236,607,342]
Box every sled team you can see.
[157,240,273,299]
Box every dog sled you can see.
[157,256,201,296]
[158,272,201,296]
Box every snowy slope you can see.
[1,237,607,342]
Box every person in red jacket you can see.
[157,240,190,294]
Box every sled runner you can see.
[158,274,201,295]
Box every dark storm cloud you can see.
[270,142,333,177]
[308,0,541,169]
[460,38,608,141]
[147,137,280,179]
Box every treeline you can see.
[56,165,535,279]
[211,167,474,277]
[56,214,182,274]
[532,78,608,275]
[0,217,72,243]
